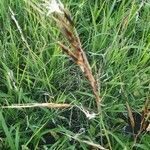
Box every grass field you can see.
[0,0,150,149]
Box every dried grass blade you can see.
[81,140,108,150]
[146,123,150,131]
[141,99,150,131]
[66,133,108,150]
[2,103,71,109]
[126,101,135,131]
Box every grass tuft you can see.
[0,0,150,149]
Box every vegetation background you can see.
[0,0,150,149]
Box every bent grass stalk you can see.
[44,0,101,111]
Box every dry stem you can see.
[46,1,101,111]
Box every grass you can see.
[0,0,150,149]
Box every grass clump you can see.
[0,0,150,149]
